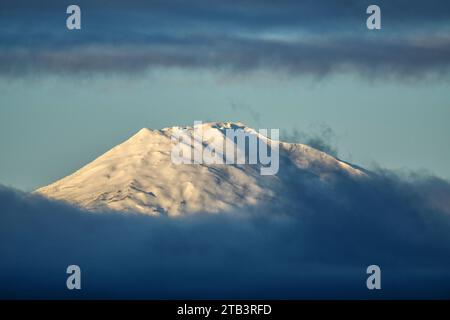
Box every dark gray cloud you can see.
[1,167,450,299]
[2,1,450,31]
[1,0,450,78]
[1,36,450,79]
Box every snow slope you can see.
[36,122,366,216]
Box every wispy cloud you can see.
[282,125,339,157]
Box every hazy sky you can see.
[1,0,450,191]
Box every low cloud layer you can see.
[1,167,450,299]
[1,0,450,78]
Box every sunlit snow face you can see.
[170,121,279,175]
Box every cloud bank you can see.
[1,168,450,299]
[1,0,450,78]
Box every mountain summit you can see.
[36,122,366,216]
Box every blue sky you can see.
[1,0,450,190]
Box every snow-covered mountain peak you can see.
[159,121,251,136]
[36,122,366,216]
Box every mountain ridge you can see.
[36,122,366,216]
